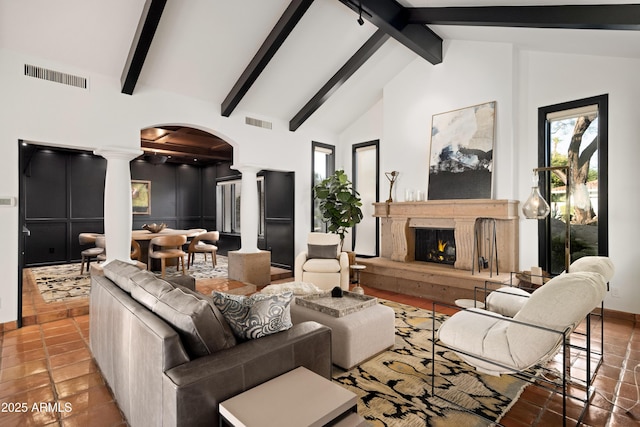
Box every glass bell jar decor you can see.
[522,173,551,219]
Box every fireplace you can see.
[415,228,456,265]
[373,200,519,272]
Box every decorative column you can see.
[227,164,271,286]
[94,146,142,264]
[233,164,261,253]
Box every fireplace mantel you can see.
[373,199,519,272]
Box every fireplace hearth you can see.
[415,228,456,265]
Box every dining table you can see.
[131,228,206,267]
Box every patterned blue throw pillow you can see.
[211,291,293,340]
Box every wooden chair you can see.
[130,239,141,261]
[79,233,104,274]
[187,231,219,269]
[148,234,187,278]
[96,237,142,262]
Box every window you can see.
[538,95,608,274]
[352,141,379,256]
[311,142,335,232]
[216,177,265,236]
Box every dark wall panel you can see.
[202,166,217,217]
[25,222,67,265]
[69,155,106,218]
[178,166,201,218]
[25,150,67,219]
[264,171,294,219]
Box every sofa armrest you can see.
[339,252,350,290]
[294,251,309,282]
[163,321,332,427]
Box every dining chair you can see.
[187,231,219,269]
[148,234,187,278]
[79,233,104,274]
[96,237,142,263]
[130,239,141,261]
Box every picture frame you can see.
[428,101,496,200]
[131,180,151,215]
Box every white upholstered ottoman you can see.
[290,300,395,370]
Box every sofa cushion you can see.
[130,270,175,310]
[302,258,341,273]
[307,244,338,259]
[153,287,237,359]
[212,291,293,340]
[103,259,143,293]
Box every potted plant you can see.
[313,169,363,251]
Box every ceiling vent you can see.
[24,64,88,89]
[245,116,272,130]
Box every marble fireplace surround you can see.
[373,200,520,273]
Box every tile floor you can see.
[1,271,638,426]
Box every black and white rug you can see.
[332,300,533,426]
[30,255,229,303]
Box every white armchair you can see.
[434,271,608,425]
[294,232,350,291]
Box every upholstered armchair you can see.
[434,270,608,425]
[294,232,350,291]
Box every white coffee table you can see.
[219,367,363,427]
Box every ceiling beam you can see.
[289,29,389,132]
[141,142,231,161]
[121,0,167,95]
[406,5,640,30]
[221,0,315,117]
[337,0,442,65]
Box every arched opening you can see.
[18,125,237,325]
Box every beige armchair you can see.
[294,232,349,291]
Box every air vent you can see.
[245,117,272,130]
[24,64,87,89]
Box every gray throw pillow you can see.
[307,244,338,259]
[212,291,293,340]
[102,259,143,293]
[154,287,237,359]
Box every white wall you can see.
[518,50,640,313]
[0,47,336,323]
[340,39,640,314]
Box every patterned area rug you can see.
[30,256,229,303]
[30,263,91,303]
[332,300,532,426]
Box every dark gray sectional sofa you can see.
[89,260,332,427]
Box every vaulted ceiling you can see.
[2,0,639,164]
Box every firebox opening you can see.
[415,228,456,265]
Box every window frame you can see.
[537,94,609,271]
[311,141,335,232]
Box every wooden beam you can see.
[121,0,167,95]
[289,30,389,131]
[221,0,315,117]
[406,5,640,30]
[338,0,442,65]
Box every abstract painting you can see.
[428,101,496,200]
